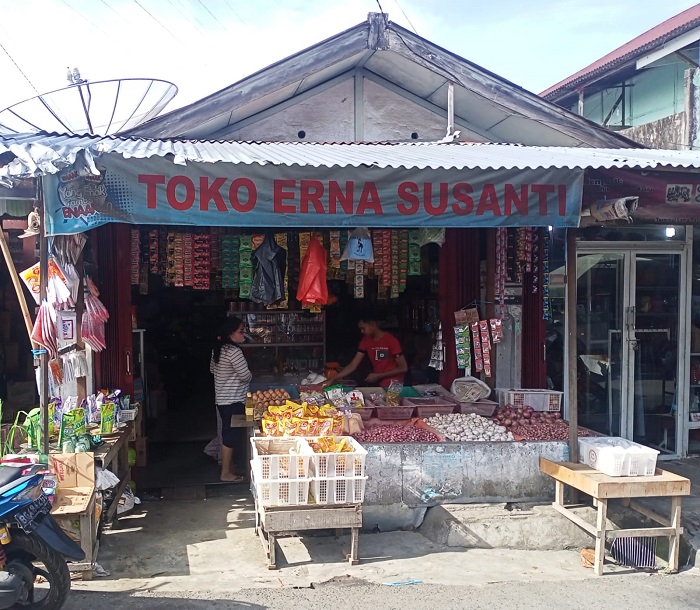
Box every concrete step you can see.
[418,502,696,566]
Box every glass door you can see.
[576,253,626,437]
[629,253,681,453]
[575,250,683,454]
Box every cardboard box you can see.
[49,453,96,516]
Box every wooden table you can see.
[253,500,362,570]
[93,423,132,523]
[540,458,691,575]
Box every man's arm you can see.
[327,351,365,385]
[366,354,408,383]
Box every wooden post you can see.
[0,229,36,348]
[566,229,579,467]
[486,228,496,388]
[38,184,49,457]
[577,89,585,116]
[75,251,87,403]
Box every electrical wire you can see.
[375,0,389,27]
[392,0,419,35]
[223,0,246,25]
[195,0,232,32]
[131,0,186,45]
[0,40,39,94]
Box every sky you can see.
[0,0,699,120]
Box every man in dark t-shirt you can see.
[330,315,407,388]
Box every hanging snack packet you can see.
[100,401,117,435]
[386,380,403,406]
[490,319,504,344]
[86,394,99,424]
[50,397,63,434]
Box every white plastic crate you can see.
[119,407,138,422]
[252,470,311,506]
[306,436,367,478]
[310,476,367,504]
[579,438,626,476]
[579,437,659,477]
[499,389,563,412]
[250,437,313,480]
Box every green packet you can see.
[24,404,57,449]
[59,407,87,445]
[100,401,117,435]
[324,384,345,404]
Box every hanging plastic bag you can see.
[341,228,374,262]
[296,235,328,306]
[417,228,446,247]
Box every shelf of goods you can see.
[250,436,365,569]
[231,310,326,376]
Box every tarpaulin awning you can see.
[4,132,700,234]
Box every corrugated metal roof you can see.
[3,132,700,187]
[541,5,700,99]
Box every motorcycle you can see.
[0,464,85,609]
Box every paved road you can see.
[64,570,700,610]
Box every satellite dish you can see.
[0,76,178,136]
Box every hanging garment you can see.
[296,236,328,306]
[251,234,287,305]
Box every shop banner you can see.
[44,155,584,235]
[584,168,700,224]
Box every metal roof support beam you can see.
[447,81,455,136]
[354,68,365,141]
[210,71,355,139]
[362,70,493,140]
[636,25,700,69]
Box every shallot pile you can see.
[493,405,594,441]
[354,425,440,443]
[424,413,514,442]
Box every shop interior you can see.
[130,226,442,488]
[547,224,696,457]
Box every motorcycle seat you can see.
[0,467,25,487]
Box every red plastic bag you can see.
[296,236,328,306]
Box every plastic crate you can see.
[375,405,415,420]
[452,380,491,402]
[252,470,311,506]
[579,437,659,477]
[457,400,498,417]
[350,407,374,421]
[119,408,138,422]
[402,397,456,412]
[413,384,457,401]
[250,437,313,480]
[310,476,367,504]
[499,389,563,412]
[307,436,367,478]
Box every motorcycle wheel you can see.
[5,530,71,609]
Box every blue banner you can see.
[44,155,583,235]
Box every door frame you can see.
[567,236,690,458]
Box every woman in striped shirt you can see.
[210,317,252,482]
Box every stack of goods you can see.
[354,424,440,443]
[238,235,253,299]
[542,232,550,321]
[221,234,239,291]
[210,228,222,289]
[492,404,594,441]
[130,230,140,285]
[424,413,513,442]
[261,400,344,437]
[193,233,211,290]
[148,229,160,274]
[408,230,421,276]
[166,233,184,287]
[183,232,193,288]
[251,388,291,420]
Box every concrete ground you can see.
[71,490,698,599]
[642,458,700,563]
[65,572,700,610]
